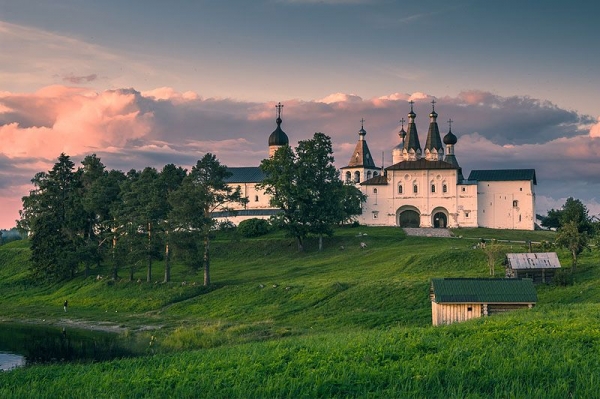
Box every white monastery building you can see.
[221,101,537,230]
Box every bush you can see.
[237,218,270,238]
[554,268,574,286]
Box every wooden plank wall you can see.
[431,302,482,326]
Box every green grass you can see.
[0,226,598,398]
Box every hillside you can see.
[1,227,599,398]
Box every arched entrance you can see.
[432,208,449,228]
[396,206,420,227]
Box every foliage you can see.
[541,197,594,235]
[237,218,270,238]
[18,154,87,280]
[259,133,364,251]
[555,221,590,271]
[553,268,574,286]
[169,153,247,285]
[0,228,23,245]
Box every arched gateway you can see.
[432,207,449,228]
[396,206,420,228]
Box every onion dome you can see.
[268,103,289,146]
[443,130,457,145]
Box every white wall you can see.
[358,169,478,228]
[476,180,535,230]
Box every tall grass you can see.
[0,227,599,397]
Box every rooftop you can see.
[431,278,537,304]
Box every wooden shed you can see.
[430,278,537,326]
[505,252,561,284]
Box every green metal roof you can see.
[468,169,537,185]
[431,278,537,304]
[225,167,266,183]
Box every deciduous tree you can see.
[169,154,246,286]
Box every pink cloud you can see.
[0,87,153,159]
[589,117,600,138]
[1,85,599,228]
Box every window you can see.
[345,171,351,183]
[398,184,403,194]
[373,171,378,177]
[462,187,466,192]
[413,184,418,194]
[513,200,518,207]
[373,188,378,194]
[254,195,259,202]
[467,306,473,312]
[367,171,372,179]
[431,184,436,193]
[442,184,447,193]
[372,211,379,219]
[519,214,522,222]
[465,212,470,218]
[520,188,523,191]
[354,171,360,183]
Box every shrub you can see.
[554,268,574,286]
[237,218,270,238]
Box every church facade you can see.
[346,101,536,230]
[221,101,537,230]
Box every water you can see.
[0,322,140,371]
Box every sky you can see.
[1,0,600,229]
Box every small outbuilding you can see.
[430,278,537,326]
[505,252,561,284]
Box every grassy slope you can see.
[1,227,599,398]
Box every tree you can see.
[157,164,187,282]
[169,154,247,286]
[19,154,86,280]
[482,239,504,276]
[259,133,364,251]
[259,144,308,250]
[541,197,593,234]
[556,221,589,271]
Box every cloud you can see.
[62,74,98,84]
[589,117,600,138]
[1,85,600,228]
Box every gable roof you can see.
[386,159,458,171]
[431,278,537,304]
[225,167,266,183]
[506,253,561,270]
[468,169,537,184]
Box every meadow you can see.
[0,226,599,398]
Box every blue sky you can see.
[1,0,599,228]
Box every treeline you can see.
[18,133,364,284]
[18,153,245,285]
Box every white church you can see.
[220,101,537,230]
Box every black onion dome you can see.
[443,130,457,145]
[268,117,289,146]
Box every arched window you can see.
[345,171,351,183]
[413,184,418,194]
[442,184,447,193]
[354,171,360,183]
[431,184,436,193]
[398,184,403,194]
[373,188,378,194]
[254,195,259,202]
[367,171,372,179]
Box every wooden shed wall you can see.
[431,302,482,326]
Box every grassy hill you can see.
[1,227,599,398]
